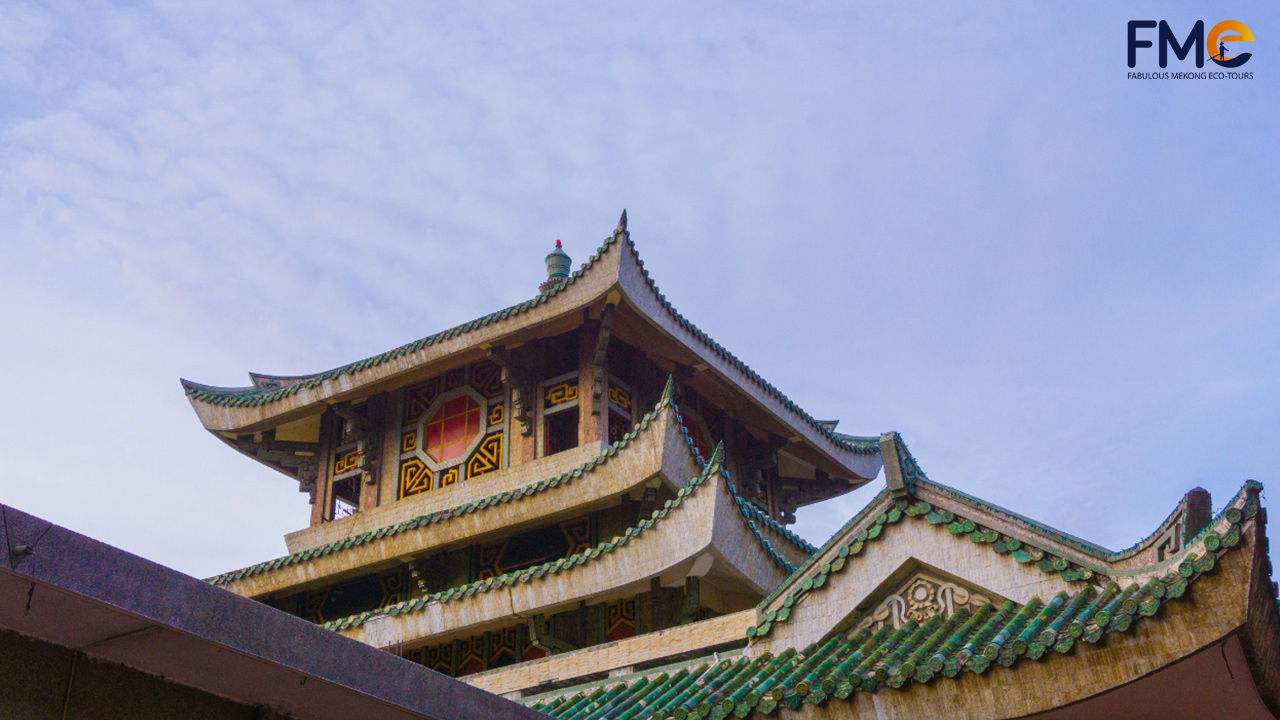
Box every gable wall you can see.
[750,519,1077,655]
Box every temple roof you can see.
[523,479,1269,720]
[181,212,882,484]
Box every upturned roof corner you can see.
[182,215,884,483]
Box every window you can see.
[423,395,482,463]
[608,410,630,446]
[545,408,579,456]
[399,364,508,499]
[606,377,633,447]
[331,476,360,519]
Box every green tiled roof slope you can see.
[744,490,1108,642]
[889,433,1113,557]
[747,435,1230,641]
[528,481,1263,720]
[182,213,877,456]
[751,437,1110,627]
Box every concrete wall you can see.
[751,517,1076,655]
[341,469,790,650]
[465,610,755,697]
[227,410,694,600]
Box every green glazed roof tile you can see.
[531,481,1261,720]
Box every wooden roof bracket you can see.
[333,402,381,485]
[590,301,617,416]
[487,347,536,436]
[231,432,321,501]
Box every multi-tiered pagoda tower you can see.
[186,214,1280,719]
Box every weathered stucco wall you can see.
[340,470,791,650]
[225,407,699,599]
[465,610,755,697]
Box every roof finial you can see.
[616,209,628,235]
[660,375,676,405]
[705,441,725,474]
[540,240,572,293]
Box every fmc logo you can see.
[1128,20,1254,68]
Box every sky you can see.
[1,1,1277,579]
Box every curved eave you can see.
[211,394,697,598]
[610,237,881,483]
[323,447,797,649]
[210,391,815,600]
[182,216,883,483]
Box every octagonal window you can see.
[424,395,482,463]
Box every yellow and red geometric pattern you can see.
[608,385,632,413]
[489,626,520,667]
[561,516,593,555]
[466,433,503,479]
[399,364,510,497]
[443,367,465,392]
[423,395,482,463]
[456,635,484,675]
[605,597,637,642]
[377,568,407,608]
[399,457,431,499]
[403,378,441,424]
[470,360,503,399]
[544,380,578,407]
[334,447,361,475]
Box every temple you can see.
[183,213,1280,719]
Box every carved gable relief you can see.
[854,570,1007,633]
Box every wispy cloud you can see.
[1,0,1277,576]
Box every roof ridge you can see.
[620,235,877,457]
[183,219,880,463]
[891,435,1253,562]
[748,478,1265,643]
[184,227,629,407]
[755,488,894,612]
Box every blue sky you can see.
[1,1,1276,578]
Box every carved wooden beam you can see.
[334,403,380,485]
[487,347,535,436]
[591,303,616,416]
[744,437,790,470]
[232,435,322,502]
[671,363,697,403]
[295,457,320,503]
